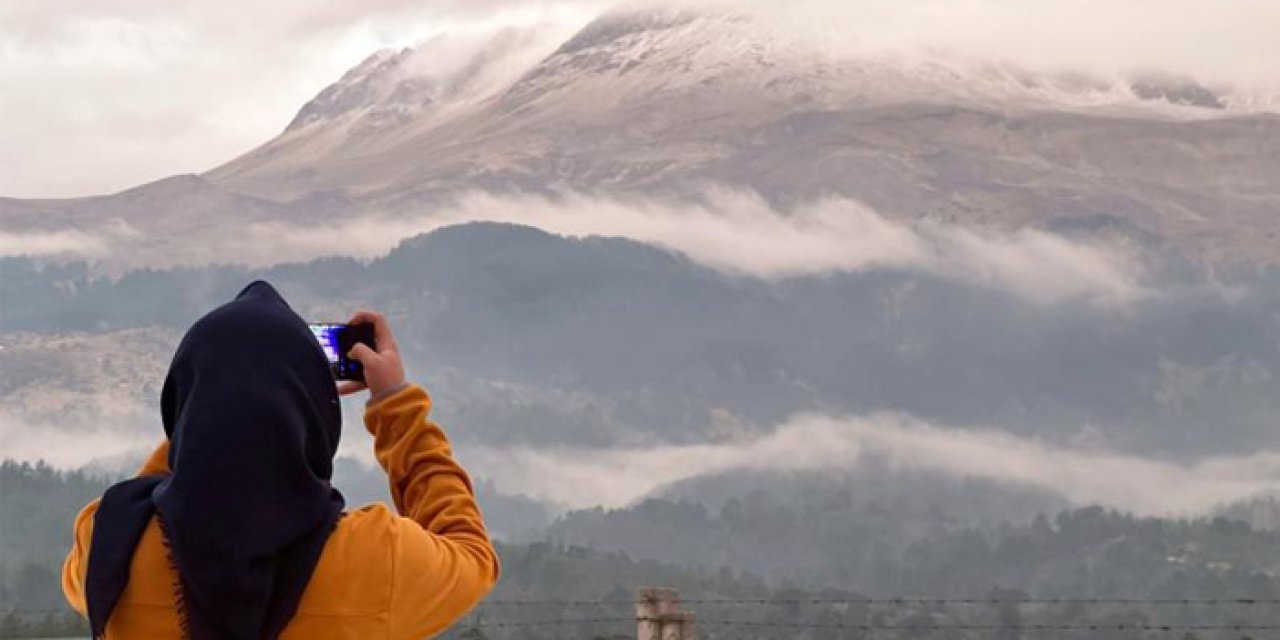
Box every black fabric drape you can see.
[86,280,345,639]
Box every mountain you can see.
[0,174,326,234]
[201,10,1280,261]
[0,174,358,268]
[4,10,1279,267]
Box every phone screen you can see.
[308,323,374,382]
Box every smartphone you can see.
[308,322,377,382]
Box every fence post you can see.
[637,587,695,640]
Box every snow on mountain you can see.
[281,10,1274,137]
[208,9,1279,203]
[274,10,1277,140]
[287,26,572,135]
[4,9,1279,267]
[285,47,419,132]
[494,12,843,115]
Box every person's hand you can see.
[336,310,406,399]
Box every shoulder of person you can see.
[333,503,429,550]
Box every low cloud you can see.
[464,411,1280,516]
[233,189,1144,306]
[9,394,1276,517]
[0,218,139,258]
[0,391,402,472]
[0,410,155,469]
[0,228,109,257]
[22,189,1143,305]
[441,190,1147,305]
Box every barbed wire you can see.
[449,597,1280,634]
[454,617,1280,632]
[474,596,1280,606]
[8,607,1278,634]
[468,617,633,628]
[389,619,1280,633]
[7,596,1278,615]
[680,619,1280,632]
[683,596,1280,606]
[456,619,1280,632]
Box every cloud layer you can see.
[231,190,1145,306]
[26,391,1267,519]
[714,0,1280,86]
[0,228,110,257]
[0,408,155,469]
[438,191,1148,305]
[0,218,139,258]
[1,190,1145,305]
[463,411,1280,516]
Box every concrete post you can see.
[637,588,695,640]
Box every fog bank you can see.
[466,411,1280,516]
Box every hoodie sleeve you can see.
[363,384,501,639]
[61,441,171,615]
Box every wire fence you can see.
[12,596,1278,613]
[443,596,1280,638]
[476,597,1280,606]
[6,597,1280,637]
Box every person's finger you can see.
[347,342,379,363]
[347,310,397,350]
[347,309,378,325]
[337,381,367,396]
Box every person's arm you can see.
[62,442,171,614]
[365,384,500,638]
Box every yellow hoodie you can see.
[62,384,500,639]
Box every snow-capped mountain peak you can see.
[497,11,845,114]
[274,8,1276,145]
[285,47,418,131]
[282,25,577,137]
[190,7,1279,269]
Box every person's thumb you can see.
[347,342,378,363]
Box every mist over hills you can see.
[2,4,1280,619]
[3,223,1278,505]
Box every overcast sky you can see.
[2,0,1277,198]
[0,0,599,198]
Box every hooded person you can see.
[62,281,500,639]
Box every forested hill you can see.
[0,461,110,612]
[538,493,1280,600]
[4,457,1279,639]
[7,222,1280,460]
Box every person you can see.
[60,281,499,639]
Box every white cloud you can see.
[0,218,139,257]
[463,411,1280,516]
[0,228,109,257]
[0,407,156,469]
[710,0,1280,87]
[446,190,1146,305]
[253,189,1143,306]
[0,397,393,472]
[25,189,1143,305]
